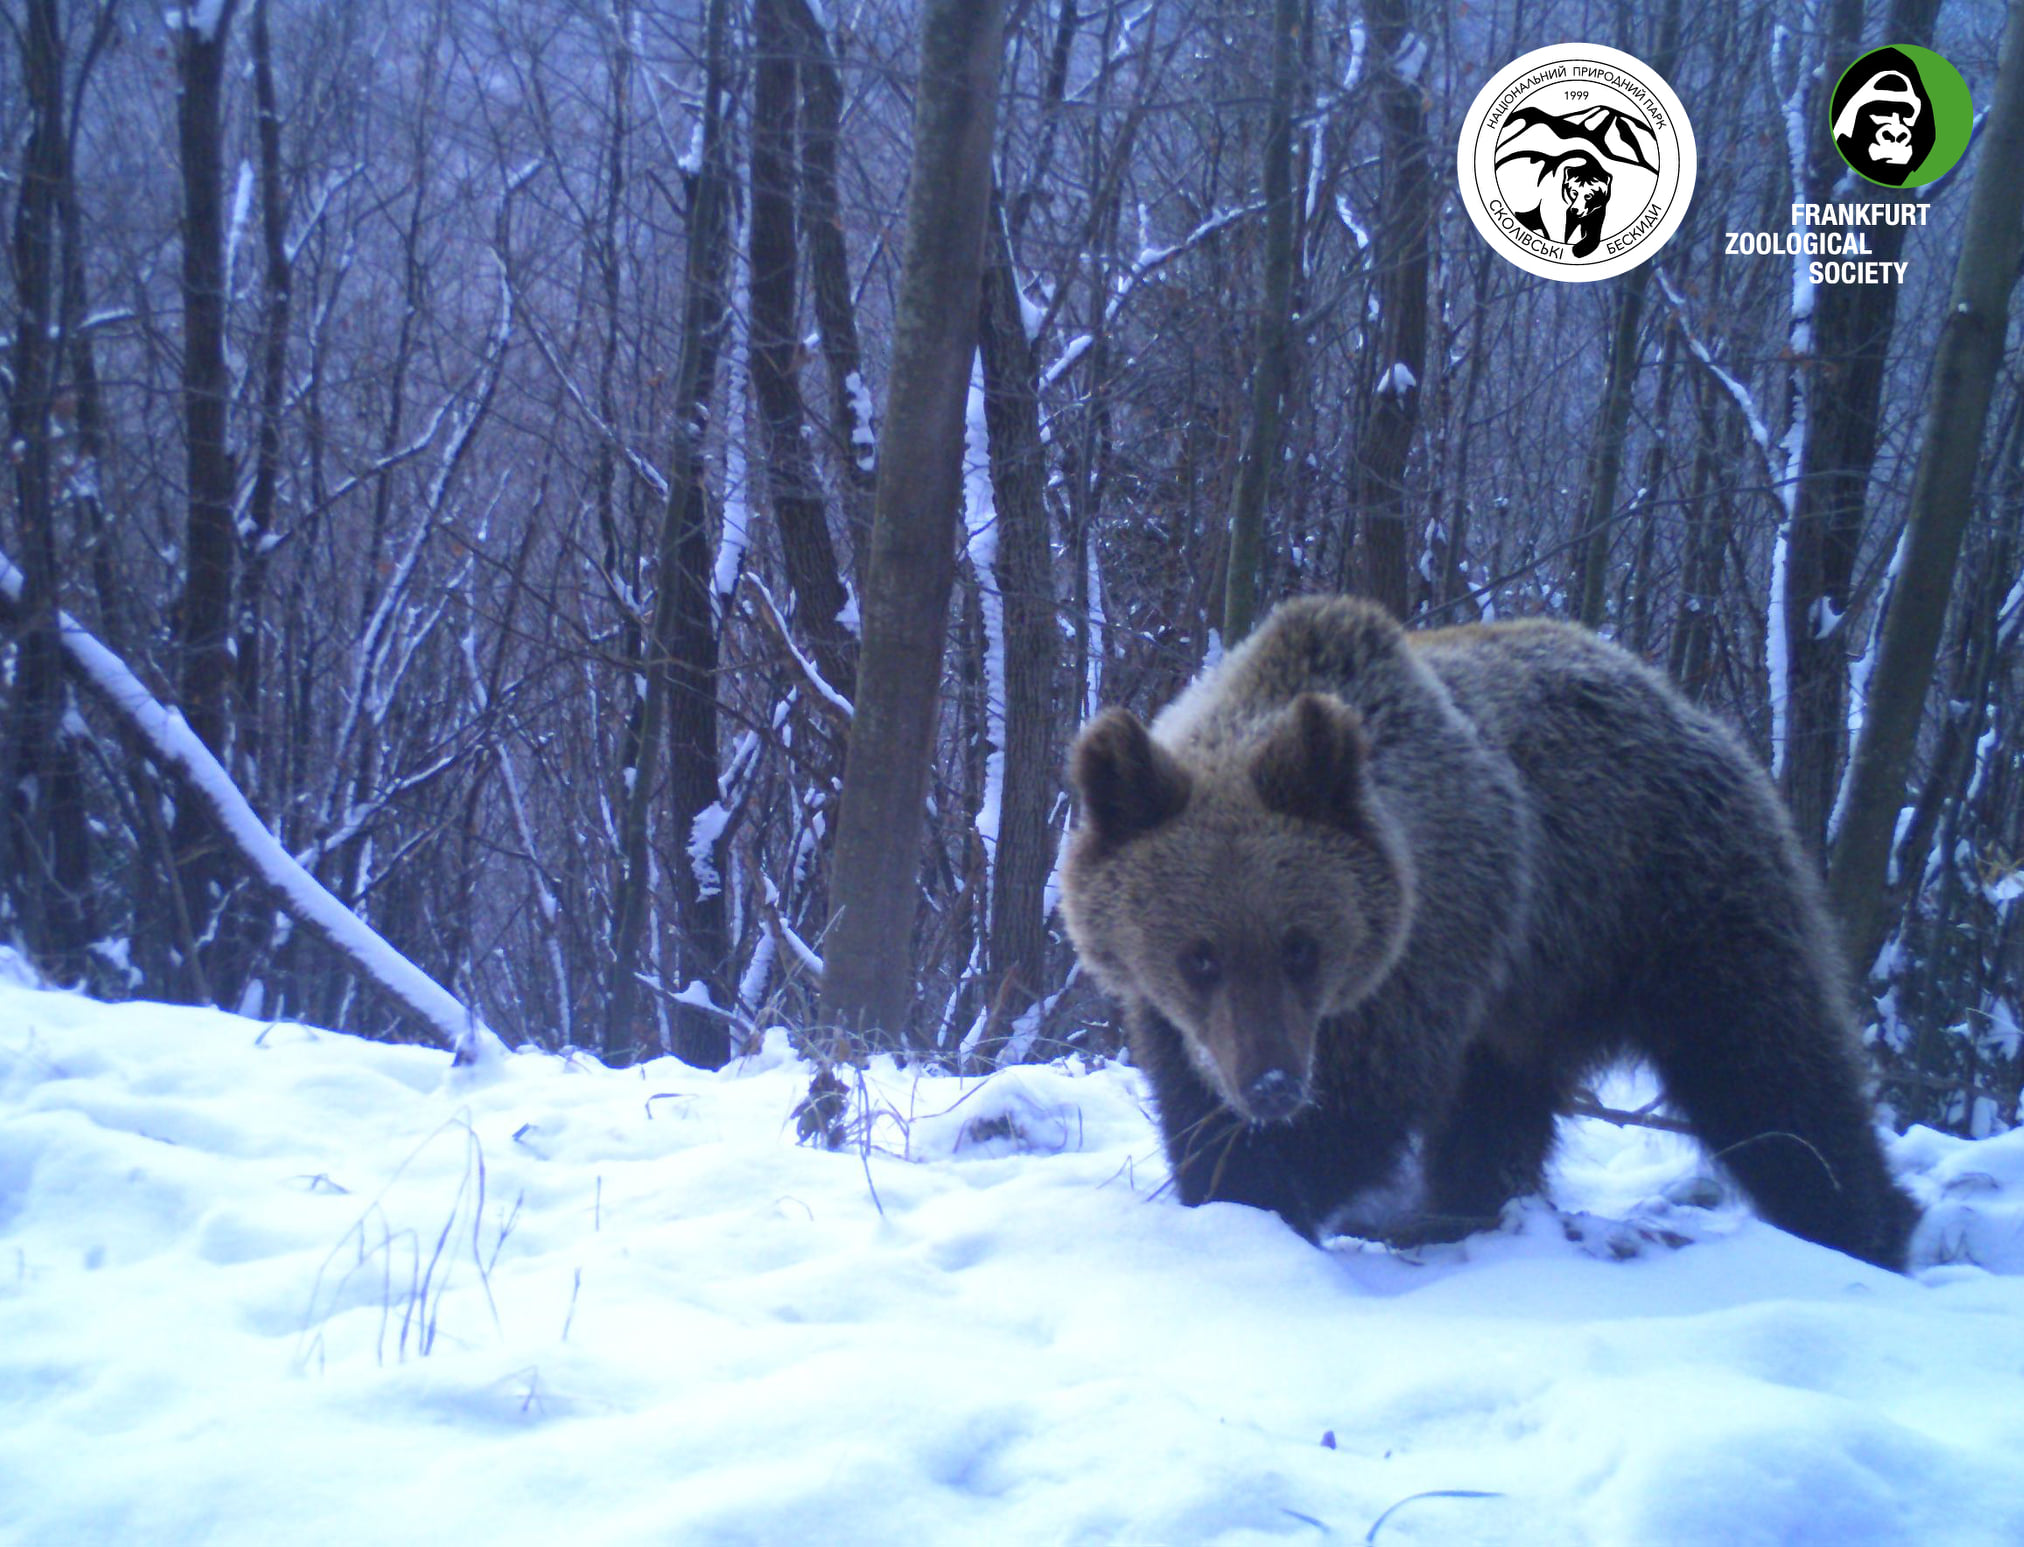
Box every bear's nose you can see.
[1245,1067,1303,1121]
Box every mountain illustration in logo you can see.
[1494,104,1663,258]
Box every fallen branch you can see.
[0,548,501,1064]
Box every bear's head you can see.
[1061,692,1414,1123]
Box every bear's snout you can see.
[1243,1066,1305,1122]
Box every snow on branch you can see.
[0,549,500,1064]
[1654,269,1776,467]
[739,574,854,731]
[514,292,670,499]
[763,897,825,982]
[1656,264,1815,773]
[1113,201,1265,327]
[1039,202,1268,387]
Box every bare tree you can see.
[1781,0,1942,854]
[822,0,1007,1043]
[1221,0,1301,645]
[2,0,93,982]
[782,0,878,595]
[236,0,291,809]
[974,198,1057,1060]
[750,0,855,696]
[1829,0,2024,966]
[1347,0,1430,621]
[168,0,242,1001]
[605,0,735,1067]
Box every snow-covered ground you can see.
[4,970,2024,1546]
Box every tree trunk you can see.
[975,198,1057,1061]
[783,0,878,598]
[821,0,1006,1044]
[605,0,734,1067]
[1574,277,1648,628]
[1349,0,1430,622]
[1782,0,1941,856]
[1621,325,1679,654]
[3,0,94,983]
[237,0,291,813]
[1221,0,1301,646]
[751,0,856,696]
[1827,0,2024,968]
[169,0,241,1002]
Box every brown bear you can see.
[1061,595,1917,1270]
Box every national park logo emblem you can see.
[1830,44,1972,188]
[1457,42,1697,283]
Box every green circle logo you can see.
[1830,44,1972,188]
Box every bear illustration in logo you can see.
[1832,47,1935,186]
[1494,104,1661,258]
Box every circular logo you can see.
[1830,44,1972,188]
[1457,42,1697,283]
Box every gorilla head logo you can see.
[1832,48,1935,186]
[1494,105,1661,259]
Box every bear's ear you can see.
[1251,693,1369,829]
[1071,708,1191,849]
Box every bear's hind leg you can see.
[1639,966,1916,1270]
[1419,1039,1570,1242]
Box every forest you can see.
[3,0,2021,1141]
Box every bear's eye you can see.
[1282,929,1319,982]
[1179,940,1221,992]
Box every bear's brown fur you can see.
[1062,596,1917,1269]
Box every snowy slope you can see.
[4,972,2024,1546]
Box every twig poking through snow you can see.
[1363,1490,1505,1543]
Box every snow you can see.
[1998,565,2024,652]
[1040,332,1093,391]
[1965,723,2001,809]
[964,354,1006,883]
[1392,31,1429,84]
[713,209,754,605]
[1653,265,1804,781]
[687,800,731,901]
[736,925,778,1015]
[224,160,254,303]
[1016,280,1047,343]
[843,370,877,473]
[172,0,231,43]
[1114,204,1266,330]
[1335,192,1371,252]
[771,913,824,980]
[748,575,853,720]
[672,979,720,1012]
[1766,23,1818,787]
[1768,524,1791,779]
[4,982,2024,1543]
[1831,523,1910,846]
[1376,360,1417,398]
[1306,112,1327,230]
[1082,540,1108,720]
